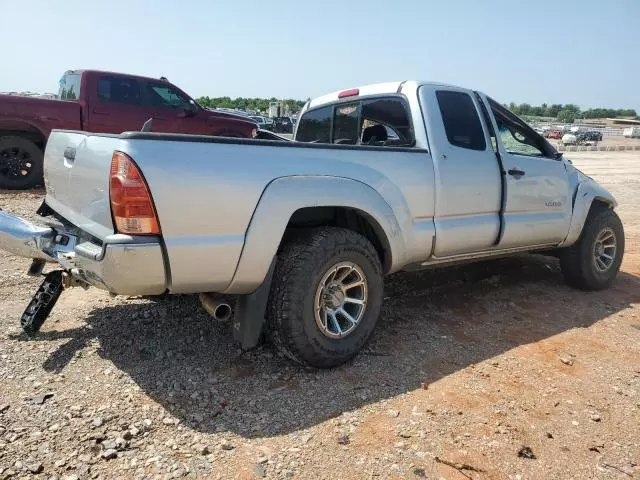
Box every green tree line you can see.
[197,95,637,123]
[506,102,637,123]
[197,96,306,114]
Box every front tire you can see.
[267,227,383,368]
[560,207,624,291]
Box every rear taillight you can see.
[109,151,160,235]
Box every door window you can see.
[436,91,486,151]
[488,99,553,158]
[144,82,192,109]
[97,76,142,105]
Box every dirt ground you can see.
[0,152,638,480]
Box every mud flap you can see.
[232,257,276,350]
[21,270,64,336]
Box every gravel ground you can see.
[548,136,640,149]
[0,152,638,480]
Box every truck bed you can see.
[0,95,82,136]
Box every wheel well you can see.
[282,207,392,272]
[0,128,46,150]
[588,198,613,217]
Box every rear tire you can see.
[0,136,43,190]
[560,207,624,291]
[267,227,383,368]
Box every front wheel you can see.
[267,227,383,368]
[560,207,624,291]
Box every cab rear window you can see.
[58,73,81,100]
[296,106,332,143]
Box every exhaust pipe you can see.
[199,293,233,322]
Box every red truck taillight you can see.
[109,151,160,235]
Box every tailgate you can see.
[43,131,119,240]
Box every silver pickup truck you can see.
[0,80,624,368]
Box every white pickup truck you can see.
[0,80,624,368]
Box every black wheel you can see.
[560,207,624,291]
[267,227,383,368]
[0,136,44,190]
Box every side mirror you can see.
[178,101,198,118]
[553,151,563,160]
[178,106,196,118]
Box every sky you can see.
[2,0,639,110]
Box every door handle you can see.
[508,168,525,177]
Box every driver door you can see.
[482,96,572,248]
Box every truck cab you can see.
[58,70,256,138]
[293,81,584,259]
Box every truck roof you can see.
[64,69,172,83]
[307,80,465,109]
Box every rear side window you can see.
[361,98,412,146]
[58,73,81,100]
[297,97,414,147]
[296,106,332,143]
[436,91,486,150]
[97,76,142,106]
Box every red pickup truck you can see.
[0,70,257,189]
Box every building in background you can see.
[0,91,57,99]
[269,101,291,118]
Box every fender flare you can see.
[223,175,407,294]
[559,179,617,247]
[0,119,48,142]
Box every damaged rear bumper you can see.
[0,210,56,261]
[73,239,167,295]
[0,209,167,296]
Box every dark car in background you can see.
[577,131,603,142]
[272,116,293,133]
[250,116,275,131]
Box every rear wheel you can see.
[0,136,43,190]
[560,207,624,290]
[267,227,383,368]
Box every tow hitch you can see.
[20,268,89,335]
[21,270,64,336]
[0,208,85,335]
